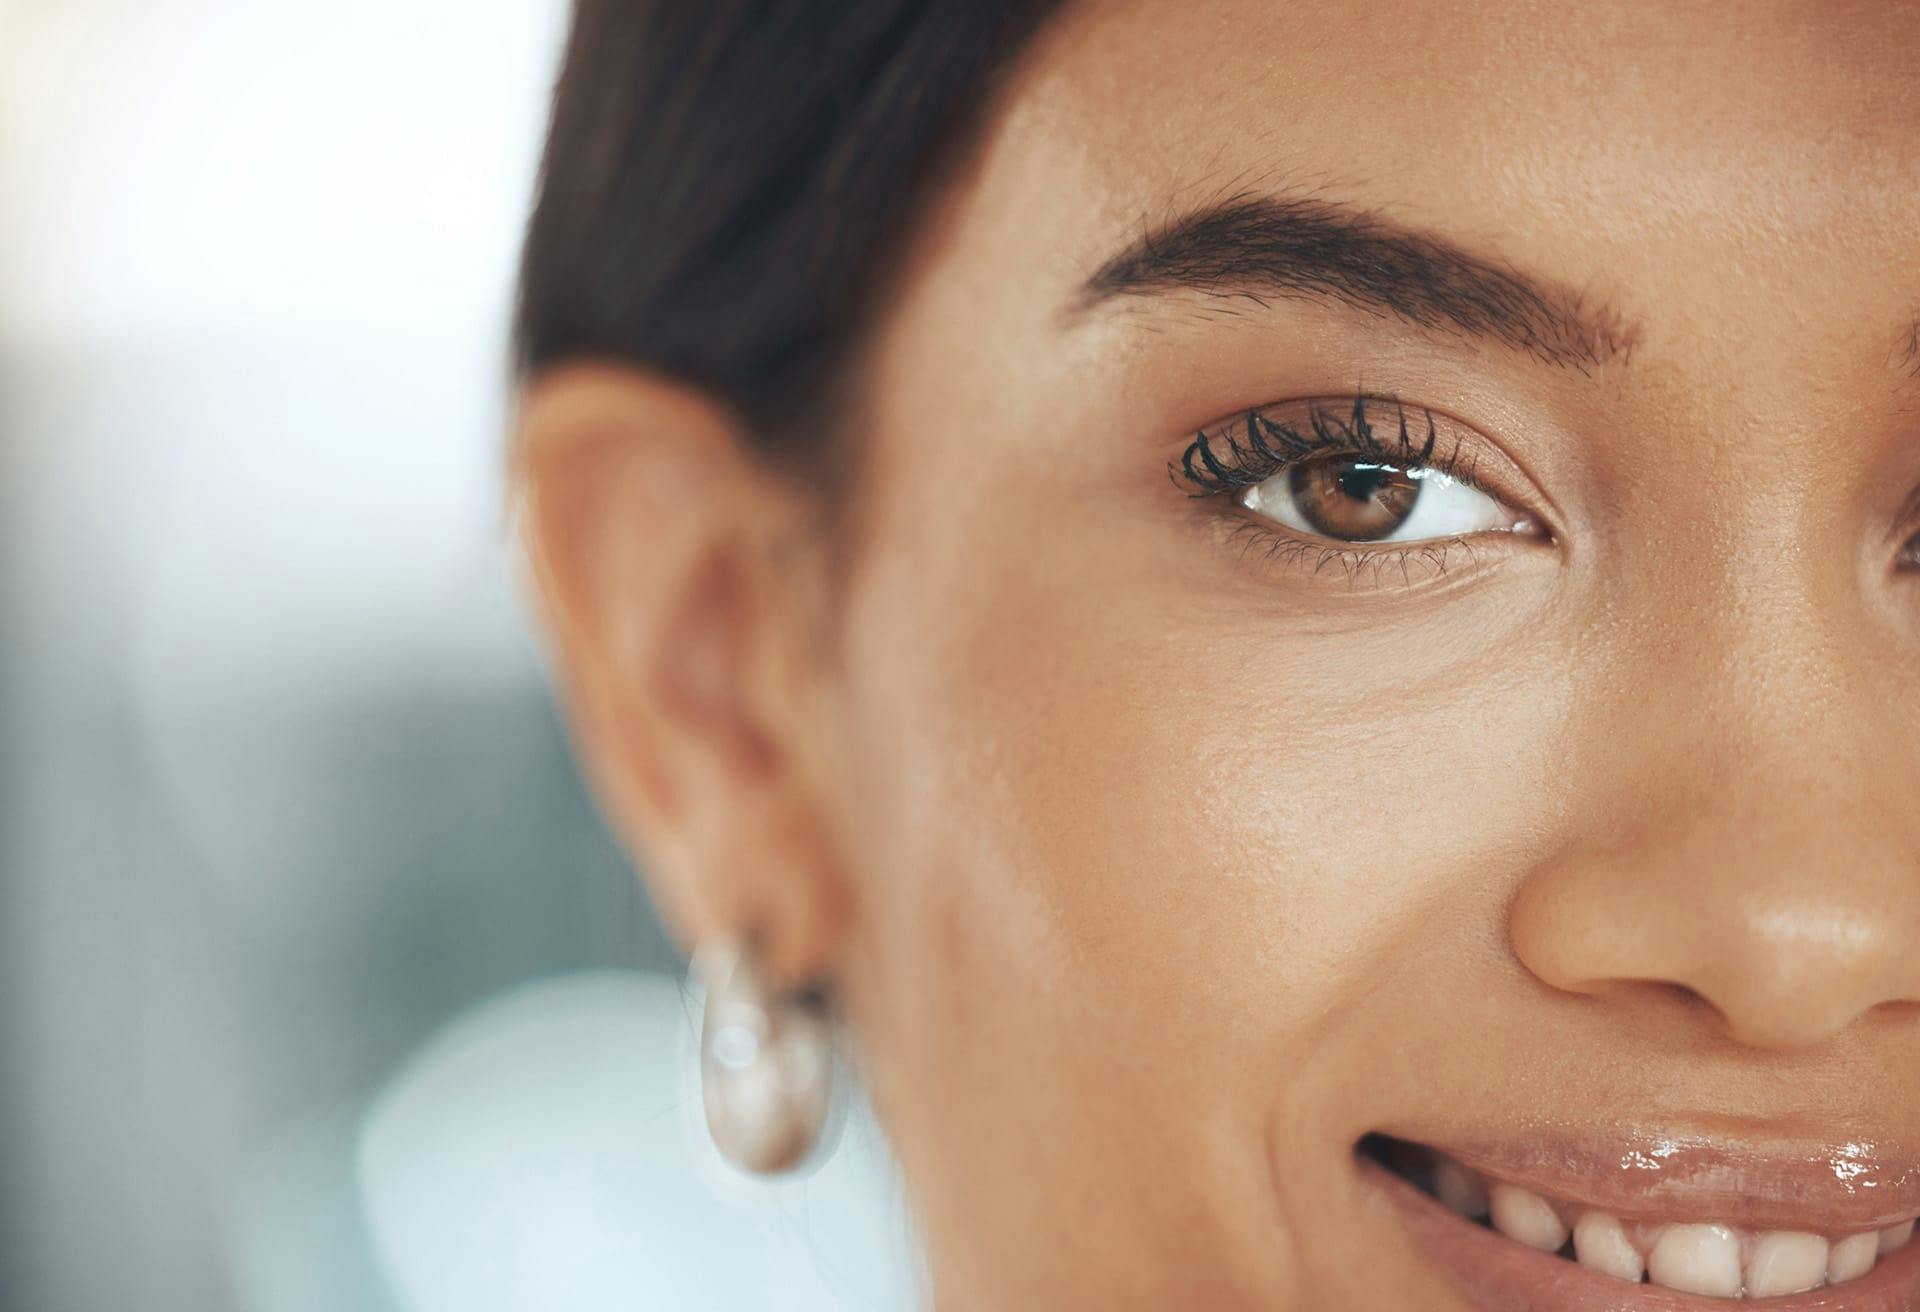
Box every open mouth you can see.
[1360,1133,1920,1309]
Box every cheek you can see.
[830,464,1580,1269]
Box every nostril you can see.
[1655,980,1710,1011]
[1579,978,1725,1023]
[1615,978,1865,1051]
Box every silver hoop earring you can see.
[693,935,835,1175]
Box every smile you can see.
[1361,1132,1920,1308]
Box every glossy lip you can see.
[1380,1129,1920,1234]
[1363,1157,1920,1311]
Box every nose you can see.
[1508,607,1920,1052]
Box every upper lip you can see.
[1376,1124,1920,1233]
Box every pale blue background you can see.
[0,4,910,1307]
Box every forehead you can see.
[923,0,1920,367]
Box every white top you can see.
[356,971,924,1312]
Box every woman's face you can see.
[524,1,1920,1307]
[818,2,1920,1307]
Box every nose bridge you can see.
[1510,557,1920,1051]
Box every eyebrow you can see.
[1072,192,1640,373]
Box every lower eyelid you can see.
[1214,515,1507,590]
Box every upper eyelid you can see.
[1170,392,1569,573]
[1169,396,1551,591]
[1171,394,1488,499]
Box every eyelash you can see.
[1169,392,1501,586]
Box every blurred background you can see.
[0,4,914,1308]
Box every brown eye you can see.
[1237,455,1524,545]
[1287,458,1420,540]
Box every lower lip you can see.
[1361,1156,1920,1311]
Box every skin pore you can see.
[516,2,1920,1308]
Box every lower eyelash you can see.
[1218,517,1487,588]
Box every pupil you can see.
[1338,465,1388,500]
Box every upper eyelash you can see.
[1169,392,1476,498]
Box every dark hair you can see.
[515,0,1061,452]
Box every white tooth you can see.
[1746,1231,1829,1298]
[1573,1211,1645,1283]
[1489,1184,1570,1252]
[1879,1219,1916,1255]
[1434,1159,1490,1218]
[1647,1224,1743,1298]
[1828,1231,1879,1283]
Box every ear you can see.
[511,364,850,988]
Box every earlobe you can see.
[510,365,852,989]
